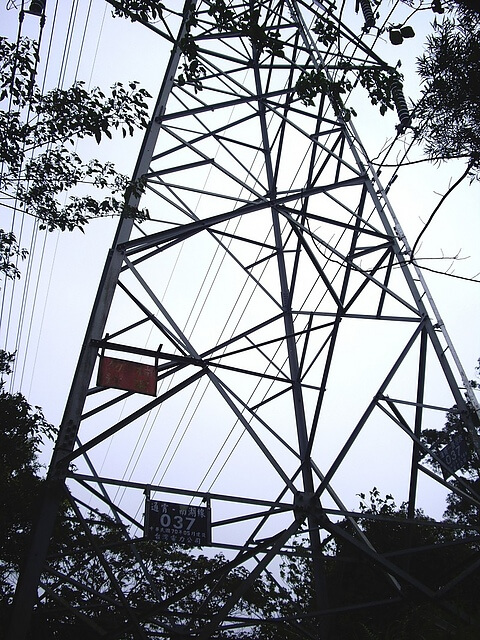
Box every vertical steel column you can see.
[251,30,330,631]
[408,326,428,519]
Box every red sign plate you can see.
[97,356,157,396]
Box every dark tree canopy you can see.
[0,353,53,602]
[415,9,480,176]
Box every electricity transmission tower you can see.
[10,1,480,638]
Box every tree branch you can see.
[409,163,473,261]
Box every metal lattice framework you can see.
[10,1,480,638]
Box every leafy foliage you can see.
[415,11,480,176]
[111,1,410,126]
[278,487,480,639]
[179,1,285,90]
[15,151,147,232]
[312,13,339,47]
[295,68,354,119]
[0,34,151,281]
[295,63,406,124]
[0,352,280,637]
[358,66,403,116]
[2,353,480,636]
[113,0,285,59]
[0,352,54,601]
[109,0,480,180]
[111,0,166,23]
[0,231,28,284]
[114,0,286,93]
[177,3,206,92]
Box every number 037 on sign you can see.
[145,499,211,546]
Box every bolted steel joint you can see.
[294,491,322,522]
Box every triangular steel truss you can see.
[11,1,480,638]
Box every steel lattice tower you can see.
[10,1,480,638]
